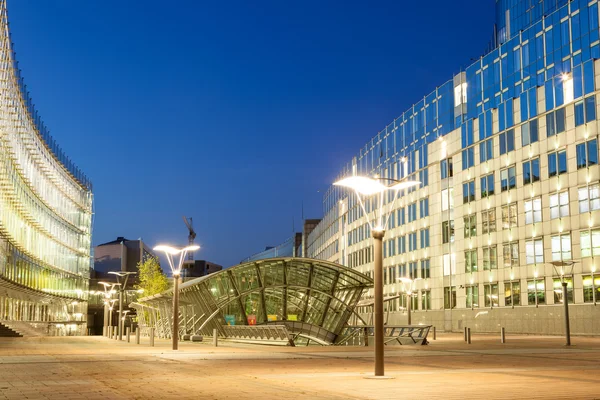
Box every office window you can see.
[503,242,519,268]
[466,285,479,308]
[482,246,497,270]
[462,180,475,203]
[522,158,540,185]
[527,279,545,305]
[444,286,456,309]
[553,277,574,304]
[579,184,600,213]
[464,214,477,238]
[580,229,600,258]
[499,129,515,155]
[398,208,406,225]
[505,281,521,306]
[419,198,429,218]
[398,236,406,254]
[443,253,456,276]
[442,220,454,244]
[408,232,417,252]
[576,139,598,169]
[525,238,544,264]
[420,259,430,279]
[465,249,478,273]
[440,158,453,179]
[409,262,417,280]
[521,119,539,146]
[421,290,431,310]
[500,166,516,192]
[546,107,566,137]
[480,138,493,163]
[524,197,542,224]
[574,96,596,126]
[550,192,569,219]
[548,150,567,177]
[419,228,430,249]
[551,234,572,261]
[482,209,496,234]
[399,264,407,278]
[408,203,417,222]
[583,275,600,303]
[462,148,474,170]
[441,188,454,211]
[484,283,499,307]
[481,173,494,198]
[501,203,518,229]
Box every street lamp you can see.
[334,174,420,377]
[153,244,200,351]
[550,261,576,346]
[108,271,137,340]
[99,282,120,337]
[398,277,422,325]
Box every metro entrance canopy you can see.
[132,258,373,344]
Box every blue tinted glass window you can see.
[575,101,585,126]
[462,148,474,170]
[585,96,596,122]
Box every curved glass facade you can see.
[0,0,93,335]
[134,258,372,344]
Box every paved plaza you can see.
[0,333,599,399]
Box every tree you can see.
[135,256,169,297]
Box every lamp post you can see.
[153,244,200,351]
[107,299,117,334]
[108,271,137,341]
[398,277,422,325]
[99,282,119,336]
[334,174,420,377]
[550,260,576,346]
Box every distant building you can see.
[88,237,155,335]
[182,260,223,281]
[241,233,302,263]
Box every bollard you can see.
[467,328,471,344]
[150,327,155,347]
[501,327,506,344]
[213,328,218,347]
[433,326,436,340]
[126,327,131,343]
[464,326,468,341]
[136,328,141,345]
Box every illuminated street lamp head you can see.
[333,176,387,196]
[153,244,201,277]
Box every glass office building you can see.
[306,0,600,334]
[0,0,93,336]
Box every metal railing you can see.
[336,325,431,346]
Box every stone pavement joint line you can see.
[0,334,599,399]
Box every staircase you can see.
[0,322,22,337]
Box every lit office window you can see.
[502,203,518,229]
[484,283,499,307]
[580,229,600,258]
[482,246,497,270]
[464,214,477,238]
[525,238,544,264]
[583,276,600,303]
[527,279,545,305]
[578,185,600,213]
[547,193,568,221]
[465,249,478,273]
[505,281,521,306]
[466,285,479,308]
[551,234,572,261]
[503,242,519,268]
[553,278,574,304]
[482,209,496,234]
[524,197,542,224]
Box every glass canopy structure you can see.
[133,258,372,344]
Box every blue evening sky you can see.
[8,0,495,269]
